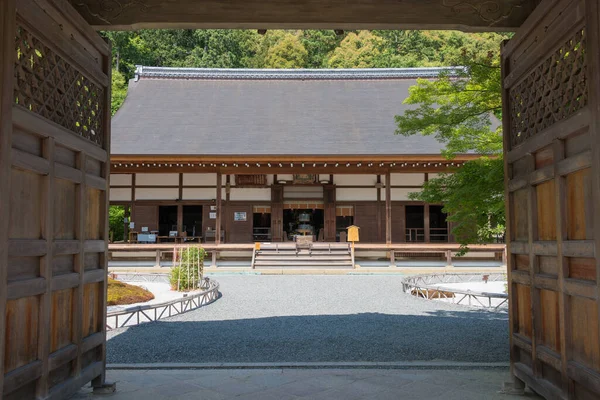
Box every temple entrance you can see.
[283,208,325,241]
[405,205,425,242]
[158,205,178,236]
[429,206,448,242]
[182,205,203,238]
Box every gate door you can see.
[1,0,111,399]
[503,0,600,398]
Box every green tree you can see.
[300,30,348,67]
[394,35,508,248]
[181,30,259,68]
[111,68,128,115]
[250,31,309,68]
[109,205,125,242]
[326,31,384,68]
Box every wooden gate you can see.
[503,0,600,398]
[0,0,111,399]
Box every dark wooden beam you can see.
[110,166,459,175]
[216,171,222,245]
[385,171,391,245]
[70,0,536,32]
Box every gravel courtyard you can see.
[107,275,509,364]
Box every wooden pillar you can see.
[424,204,430,242]
[73,153,86,378]
[587,4,600,392]
[376,175,382,242]
[385,171,391,244]
[216,171,222,245]
[177,204,183,234]
[0,4,15,395]
[177,173,183,234]
[225,175,231,243]
[124,207,130,243]
[447,218,455,243]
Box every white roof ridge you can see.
[134,65,465,81]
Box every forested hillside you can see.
[105,30,509,111]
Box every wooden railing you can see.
[108,242,506,269]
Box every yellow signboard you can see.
[347,225,360,242]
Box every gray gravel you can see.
[107,275,509,364]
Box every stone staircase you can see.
[252,242,354,269]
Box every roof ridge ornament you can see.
[134,66,466,80]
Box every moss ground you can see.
[107,278,155,306]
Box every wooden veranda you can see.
[1,0,600,399]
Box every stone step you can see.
[254,259,352,265]
[256,265,354,269]
[255,255,351,261]
[258,251,350,256]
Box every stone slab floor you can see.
[72,368,542,400]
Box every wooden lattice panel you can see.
[13,25,104,147]
[509,28,587,147]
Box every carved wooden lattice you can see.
[13,25,104,146]
[509,28,587,147]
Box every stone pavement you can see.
[72,368,542,399]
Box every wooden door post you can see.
[424,204,430,242]
[385,171,391,244]
[0,1,15,395]
[216,171,222,245]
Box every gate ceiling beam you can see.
[69,0,537,32]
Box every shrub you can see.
[170,246,206,291]
[107,278,154,305]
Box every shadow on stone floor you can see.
[107,308,509,364]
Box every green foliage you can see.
[109,205,125,242]
[111,68,128,115]
[409,157,505,249]
[169,247,206,291]
[327,31,384,68]
[263,32,308,69]
[396,34,509,249]
[395,47,503,156]
[300,30,347,68]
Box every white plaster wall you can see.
[319,174,330,182]
[266,175,275,185]
[230,188,271,201]
[110,174,132,185]
[136,173,179,186]
[429,173,442,179]
[183,173,217,186]
[337,188,377,201]
[110,188,132,201]
[382,188,420,201]
[135,188,179,200]
[390,173,425,186]
[182,188,216,200]
[334,174,378,186]
[277,174,294,182]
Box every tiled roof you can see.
[112,67,464,156]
